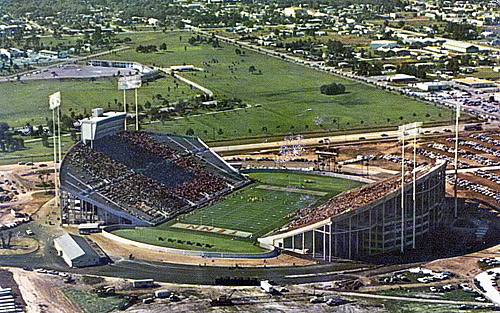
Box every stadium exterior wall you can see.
[258,161,447,261]
[102,225,278,259]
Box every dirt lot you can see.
[0,268,26,309]
[112,284,384,313]
[0,162,54,224]
[9,267,81,313]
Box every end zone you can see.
[171,223,252,238]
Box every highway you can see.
[212,124,462,154]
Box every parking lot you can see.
[13,65,138,81]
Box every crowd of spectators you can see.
[67,144,134,182]
[65,131,236,222]
[116,131,177,159]
[287,169,429,229]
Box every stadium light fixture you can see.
[118,75,142,131]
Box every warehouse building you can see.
[54,233,108,268]
[442,41,479,54]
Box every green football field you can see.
[113,172,364,252]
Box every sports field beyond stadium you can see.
[112,172,364,253]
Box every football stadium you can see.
[59,109,447,260]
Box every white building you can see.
[54,233,106,267]
[81,110,126,145]
[415,81,450,91]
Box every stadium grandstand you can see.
[258,161,447,261]
[60,130,249,226]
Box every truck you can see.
[464,124,482,131]
[132,279,154,288]
[155,290,171,298]
[260,280,275,294]
[78,223,101,235]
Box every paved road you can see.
[211,124,453,153]
[0,221,427,285]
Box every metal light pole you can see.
[135,88,139,130]
[412,129,417,249]
[401,131,405,254]
[49,92,61,225]
[123,89,127,130]
[454,103,460,218]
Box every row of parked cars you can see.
[447,175,500,202]
[0,221,21,230]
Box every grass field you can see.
[0,76,198,127]
[101,31,450,140]
[0,135,74,165]
[113,227,265,253]
[178,185,315,237]
[1,30,451,141]
[248,171,364,197]
[113,172,362,252]
[64,289,128,313]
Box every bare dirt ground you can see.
[0,162,54,224]
[9,267,81,313]
[425,243,500,279]
[0,268,26,309]
[112,284,385,313]
[0,236,38,255]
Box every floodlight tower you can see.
[49,91,62,225]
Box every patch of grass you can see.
[383,301,483,313]
[105,31,451,140]
[64,288,128,313]
[0,135,74,165]
[112,228,264,253]
[375,286,479,302]
[0,76,198,127]
[247,171,364,197]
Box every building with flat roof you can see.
[388,74,417,83]
[454,77,498,88]
[54,232,108,267]
[415,81,450,91]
